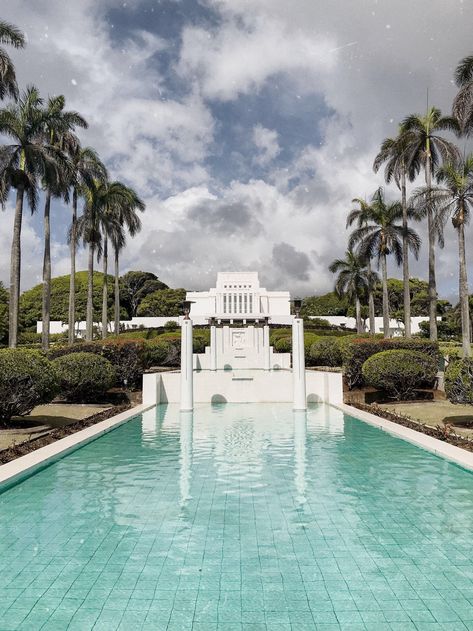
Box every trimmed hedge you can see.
[146,339,179,367]
[445,358,473,404]
[53,352,116,401]
[48,339,147,386]
[342,338,440,389]
[0,349,58,421]
[310,338,342,367]
[362,350,437,400]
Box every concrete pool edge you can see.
[0,403,152,491]
[338,402,473,472]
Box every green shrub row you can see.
[445,358,473,404]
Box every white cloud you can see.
[252,125,280,166]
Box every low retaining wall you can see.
[142,369,343,406]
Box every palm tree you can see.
[349,188,421,338]
[373,129,421,337]
[67,146,107,344]
[329,250,371,334]
[108,186,144,336]
[40,95,87,350]
[401,107,460,340]
[453,55,473,134]
[0,86,63,347]
[77,180,144,341]
[412,157,473,357]
[347,198,377,335]
[76,180,104,342]
[0,20,25,100]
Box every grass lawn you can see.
[379,399,473,438]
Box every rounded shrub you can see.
[274,336,292,352]
[310,337,342,367]
[0,349,58,421]
[445,358,473,404]
[145,339,177,367]
[53,352,116,401]
[361,349,437,400]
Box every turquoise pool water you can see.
[1,403,473,631]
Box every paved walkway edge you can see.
[0,403,153,491]
[337,402,473,472]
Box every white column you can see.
[292,316,306,410]
[263,323,270,370]
[210,324,217,371]
[180,317,193,411]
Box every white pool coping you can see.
[0,403,152,491]
[338,402,473,472]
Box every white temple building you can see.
[187,271,292,324]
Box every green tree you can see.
[40,95,87,350]
[453,55,473,135]
[67,146,107,344]
[349,188,421,338]
[373,129,421,337]
[19,271,114,331]
[401,107,460,340]
[413,156,473,357]
[0,20,25,100]
[0,86,63,347]
[329,250,371,334]
[120,271,168,317]
[136,288,186,317]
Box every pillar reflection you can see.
[179,411,194,506]
[294,410,307,505]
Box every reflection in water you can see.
[179,411,193,506]
[293,410,307,505]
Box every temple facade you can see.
[186,272,292,324]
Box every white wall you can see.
[142,369,343,406]
[312,315,436,336]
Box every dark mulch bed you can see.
[350,402,473,453]
[0,403,132,465]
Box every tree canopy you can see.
[136,288,186,317]
[120,271,168,317]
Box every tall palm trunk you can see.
[114,246,120,336]
[367,258,376,335]
[68,190,77,345]
[381,253,390,338]
[41,190,52,351]
[458,212,471,357]
[102,238,108,339]
[9,185,25,348]
[355,296,363,334]
[86,243,94,342]
[425,146,438,341]
[401,169,411,338]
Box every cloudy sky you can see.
[0,0,472,299]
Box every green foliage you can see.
[53,352,116,402]
[145,339,179,367]
[164,320,179,331]
[119,271,168,317]
[49,339,147,387]
[445,358,473,404]
[362,350,437,400]
[301,292,347,316]
[373,278,450,318]
[0,349,58,420]
[0,282,8,345]
[309,338,343,367]
[19,271,115,329]
[274,336,292,352]
[342,337,440,389]
[136,288,186,317]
